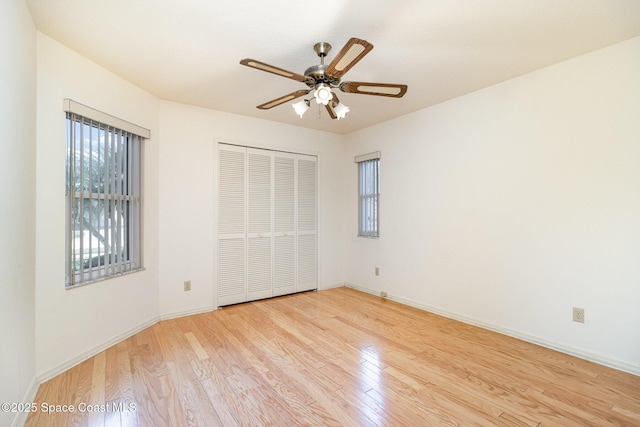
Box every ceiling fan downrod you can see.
[305,42,340,88]
[313,42,331,64]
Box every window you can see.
[65,100,148,287]
[356,152,380,237]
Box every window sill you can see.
[66,266,146,290]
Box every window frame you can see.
[356,152,381,238]
[64,100,148,288]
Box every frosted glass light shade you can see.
[292,100,309,118]
[314,84,333,105]
[333,101,350,119]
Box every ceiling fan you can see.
[240,38,408,120]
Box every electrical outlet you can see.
[573,307,584,323]
[375,267,380,276]
[380,291,388,298]
[184,280,191,291]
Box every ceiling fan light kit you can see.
[240,38,407,121]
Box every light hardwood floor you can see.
[26,287,639,426]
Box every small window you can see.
[356,152,380,238]
[65,105,145,287]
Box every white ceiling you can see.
[26,0,640,135]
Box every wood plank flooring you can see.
[26,287,640,426]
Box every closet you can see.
[217,143,317,306]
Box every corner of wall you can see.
[0,2,37,427]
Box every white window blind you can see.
[65,103,146,287]
[356,152,380,238]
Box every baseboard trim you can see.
[342,282,379,296]
[159,305,216,321]
[318,282,348,291]
[343,283,640,377]
[36,315,159,384]
[10,377,39,427]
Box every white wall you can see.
[344,36,640,373]
[157,101,346,317]
[34,33,160,378]
[0,1,37,425]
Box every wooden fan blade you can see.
[256,90,309,110]
[325,38,374,78]
[339,81,408,98]
[325,93,338,119]
[240,58,307,82]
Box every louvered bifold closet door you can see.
[297,155,318,292]
[247,148,273,301]
[218,145,247,306]
[273,152,297,297]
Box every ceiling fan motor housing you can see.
[304,64,340,87]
